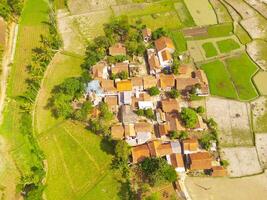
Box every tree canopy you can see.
[148,87,160,96]
[181,108,198,128]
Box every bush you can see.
[148,87,160,96]
[168,89,180,99]
[144,108,155,120]
[152,27,167,40]
[196,106,205,114]
[220,160,229,168]
[181,108,198,128]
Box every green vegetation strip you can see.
[202,42,218,58]
[169,29,187,52]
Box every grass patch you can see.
[54,0,67,9]
[207,23,233,37]
[235,24,251,45]
[225,53,258,100]
[202,42,218,58]
[201,60,238,99]
[174,1,195,27]
[168,29,187,52]
[39,121,121,200]
[216,38,240,53]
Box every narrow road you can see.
[0,22,18,122]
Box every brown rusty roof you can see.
[131,76,143,87]
[189,152,212,170]
[111,124,124,140]
[211,166,227,177]
[104,96,118,107]
[175,78,200,90]
[111,62,129,74]
[132,143,151,163]
[155,36,175,52]
[170,153,184,168]
[182,138,198,151]
[109,43,126,56]
[158,123,170,136]
[101,79,116,92]
[148,54,161,70]
[161,99,179,113]
[159,73,175,89]
[134,122,153,133]
[143,75,158,89]
[194,70,208,85]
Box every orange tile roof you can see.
[211,166,227,177]
[134,122,153,133]
[178,65,189,74]
[116,80,132,92]
[111,124,124,140]
[156,143,173,157]
[124,124,136,137]
[158,123,170,136]
[161,99,179,113]
[111,63,129,74]
[182,138,198,151]
[143,76,158,89]
[175,78,200,90]
[155,36,175,52]
[148,54,160,70]
[101,79,116,92]
[132,144,151,163]
[189,152,212,170]
[92,62,105,78]
[165,113,185,131]
[170,153,184,168]
[194,70,208,85]
[161,50,172,61]
[131,77,143,87]
[104,96,118,107]
[109,43,126,56]
[159,73,175,89]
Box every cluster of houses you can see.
[86,27,226,176]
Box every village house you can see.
[147,49,161,75]
[131,92,151,110]
[211,166,227,177]
[182,138,199,154]
[104,95,119,113]
[165,112,185,132]
[111,62,129,75]
[193,69,210,96]
[143,75,158,90]
[131,77,144,92]
[109,43,126,56]
[86,80,104,105]
[101,79,117,95]
[158,73,175,91]
[161,99,180,113]
[142,27,152,42]
[155,36,175,67]
[188,152,212,170]
[175,77,200,93]
[92,62,109,79]
[155,108,166,123]
[116,80,133,105]
[167,153,185,172]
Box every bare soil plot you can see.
[206,97,253,147]
[251,97,267,132]
[244,0,267,18]
[224,0,258,19]
[68,0,117,15]
[247,40,267,71]
[220,147,262,177]
[255,133,267,169]
[187,41,205,62]
[185,171,267,200]
[184,0,217,26]
[240,16,267,40]
[183,27,208,37]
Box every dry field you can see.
[184,0,217,26]
[240,16,267,40]
[206,97,252,146]
[247,40,267,71]
[220,147,262,177]
[244,0,267,18]
[224,0,258,19]
[185,171,267,200]
[209,0,232,23]
[251,96,267,132]
[255,133,267,169]
[253,71,267,95]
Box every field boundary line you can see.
[63,126,101,171]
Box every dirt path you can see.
[0,22,18,122]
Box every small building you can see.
[124,124,136,138]
[134,122,153,133]
[156,109,166,123]
[104,95,119,113]
[165,112,185,132]
[147,49,161,75]
[86,80,104,105]
[158,123,170,137]
[131,143,151,163]
[92,62,109,79]
[111,62,129,75]
[143,75,158,90]
[175,78,200,92]
[101,79,117,95]
[193,70,210,96]
[116,80,133,92]
[211,166,227,177]
[142,28,152,42]
[182,138,199,154]
[167,153,185,172]
[111,124,125,140]
[120,91,132,105]
[109,43,126,56]
[131,77,144,92]
[155,36,175,67]
[120,105,138,124]
[158,73,175,90]
[189,152,212,170]
[138,101,154,110]
[161,99,179,113]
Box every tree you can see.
[220,160,229,168]
[152,28,167,40]
[140,157,177,186]
[169,131,179,140]
[144,108,155,120]
[116,71,128,80]
[181,108,198,128]
[136,109,144,116]
[51,93,73,118]
[168,89,180,99]
[99,102,114,121]
[207,118,217,130]
[178,131,189,140]
[196,106,205,114]
[73,101,93,121]
[200,131,217,150]
[148,87,160,96]
[115,140,131,163]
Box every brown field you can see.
[255,133,267,169]
[185,171,267,200]
[251,97,267,132]
[183,27,208,37]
